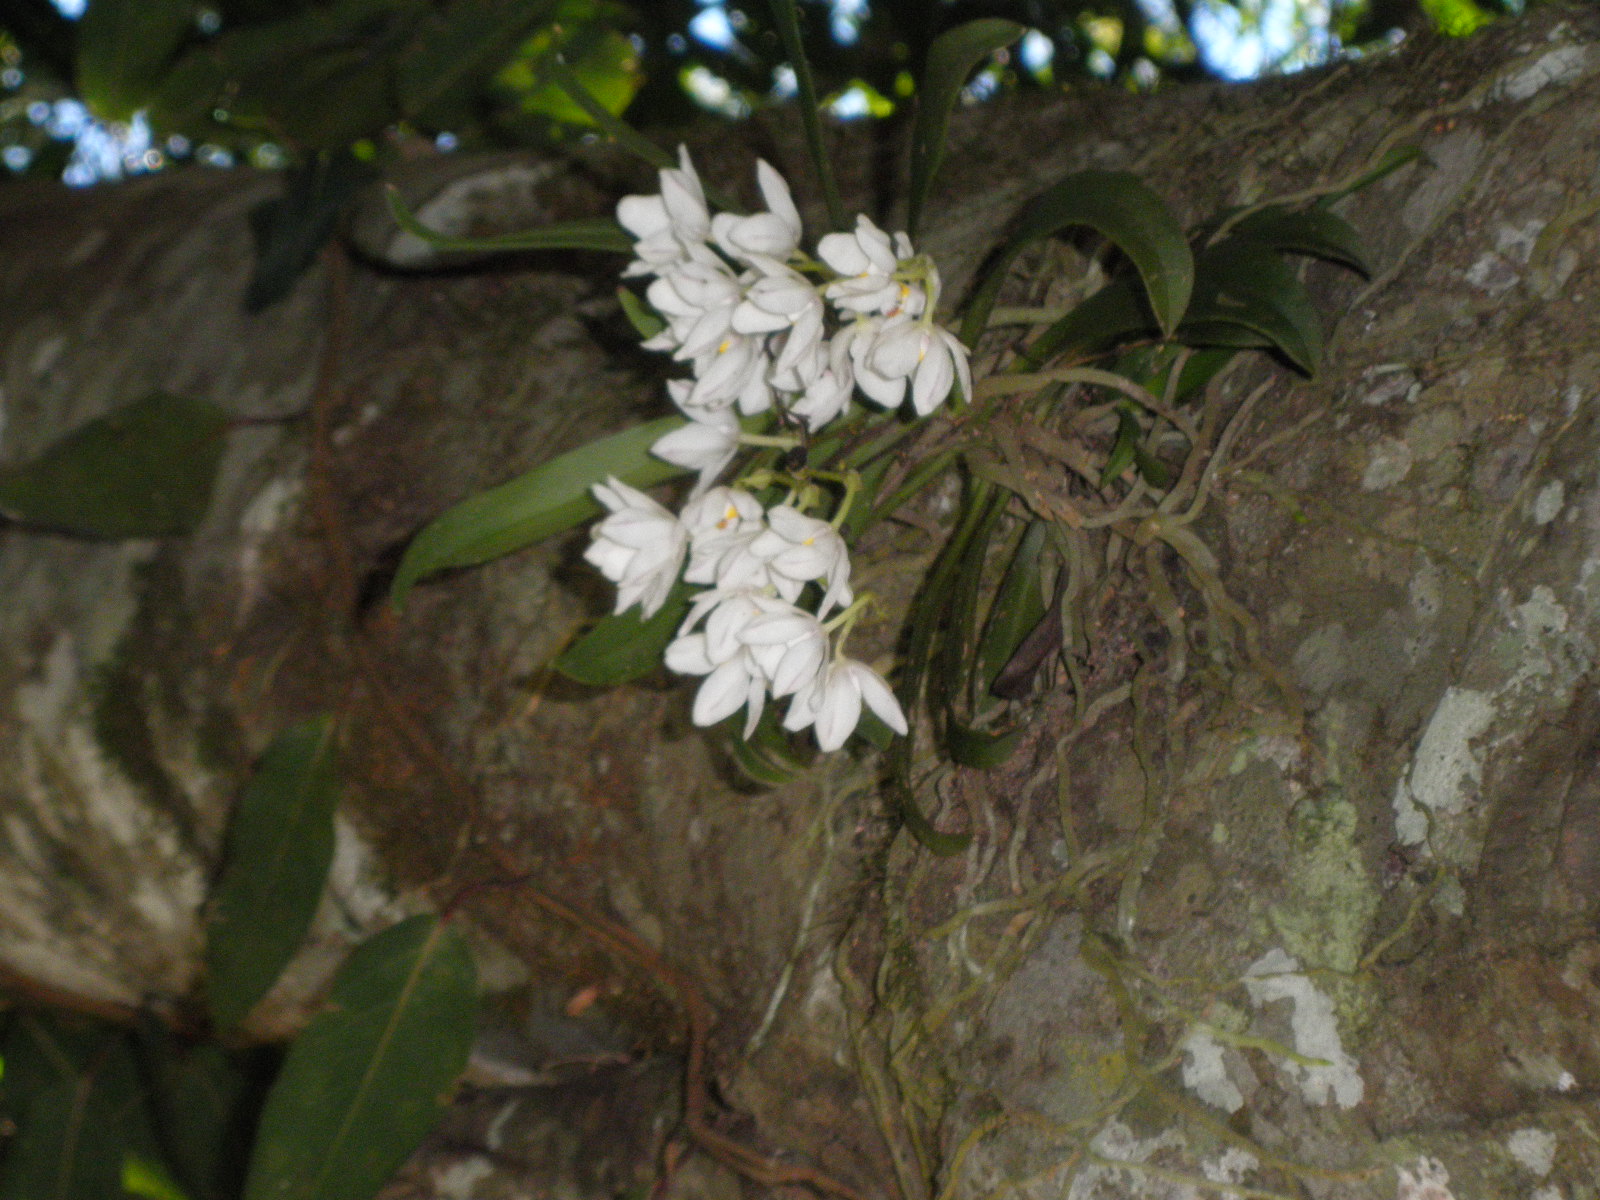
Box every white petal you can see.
[693,656,756,726]
[847,661,908,734]
[813,670,863,752]
[664,632,715,676]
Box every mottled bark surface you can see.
[5,6,1600,1197]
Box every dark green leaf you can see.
[0,392,229,539]
[726,707,811,785]
[1181,241,1323,375]
[554,582,692,686]
[206,717,341,1031]
[241,917,477,1200]
[974,520,1048,695]
[396,0,558,128]
[75,0,193,121]
[965,171,1192,344]
[947,721,1023,768]
[1100,407,1140,488]
[1229,206,1370,275]
[0,1015,146,1200]
[1317,144,1421,206]
[1019,278,1158,370]
[907,18,1023,238]
[391,416,686,605]
[766,0,847,230]
[137,1031,271,1200]
[248,151,376,312]
[385,185,634,256]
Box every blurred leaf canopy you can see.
[0,0,1518,181]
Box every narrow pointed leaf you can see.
[241,917,477,1200]
[1100,407,1141,488]
[385,186,634,256]
[206,717,341,1031]
[907,19,1024,238]
[966,171,1192,344]
[975,520,1048,695]
[1181,242,1323,375]
[0,393,229,538]
[392,416,687,605]
[555,582,692,686]
[1229,206,1370,275]
[618,286,666,340]
[767,0,847,229]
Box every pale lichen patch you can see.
[1506,1127,1557,1177]
[1244,948,1365,1108]
[1393,687,1495,846]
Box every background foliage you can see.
[1,0,1520,185]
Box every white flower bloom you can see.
[819,216,925,317]
[748,506,852,615]
[682,487,766,586]
[583,477,687,618]
[617,146,712,274]
[685,332,771,412]
[664,630,768,735]
[841,316,911,408]
[784,656,908,751]
[774,336,856,431]
[740,605,829,697]
[732,257,826,376]
[711,160,803,261]
[651,407,740,492]
[646,259,743,360]
[867,321,973,416]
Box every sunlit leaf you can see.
[385,186,634,255]
[75,0,193,121]
[241,917,477,1200]
[1181,241,1323,374]
[206,717,341,1031]
[907,18,1024,238]
[554,582,692,686]
[0,392,229,538]
[966,171,1193,344]
[391,416,686,605]
[123,1154,192,1200]
[1228,206,1370,275]
[500,26,641,128]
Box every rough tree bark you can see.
[4,6,1600,1197]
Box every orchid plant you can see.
[389,6,1375,828]
[585,148,975,751]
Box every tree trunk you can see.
[4,6,1600,1196]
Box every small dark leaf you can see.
[974,520,1048,696]
[1180,240,1323,375]
[206,717,342,1031]
[907,18,1024,238]
[554,583,692,686]
[0,392,229,538]
[947,721,1023,768]
[248,151,377,312]
[241,917,477,1200]
[1100,407,1141,488]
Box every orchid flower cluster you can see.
[583,149,974,752]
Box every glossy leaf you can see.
[1182,241,1323,375]
[965,171,1192,345]
[391,416,686,605]
[241,917,477,1200]
[385,185,634,256]
[75,0,193,121]
[206,717,341,1031]
[1229,206,1370,275]
[0,392,229,538]
[554,582,692,686]
[907,18,1024,238]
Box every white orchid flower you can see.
[867,321,973,416]
[681,487,766,587]
[651,406,740,493]
[617,146,713,274]
[783,656,908,751]
[685,332,770,412]
[748,506,853,615]
[774,336,856,431]
[818,216,926,318]
[645,259,743,360]
[740,605,829,697]
[664,630,769,736]
[732,257,826,376]
[583,477,687,618]
[711,160,804,262]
